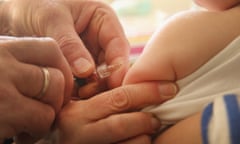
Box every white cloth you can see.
[201,94,240,144]
[144,36,240,126]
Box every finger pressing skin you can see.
[2,37,73,104]
[80,82,176,120]
[117,135,151,144]
[77,112,159,144]
[72,1,130,87]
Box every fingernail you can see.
[158,83,178,97]
[73,58,92,75]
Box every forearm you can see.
[153,112,203,144]
[0,0,11,35]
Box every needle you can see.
[72,63,122,98]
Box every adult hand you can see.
[0,36,73,141]
[52,82,176,144]
[3,0,129,89]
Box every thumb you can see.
[47,23,95,77]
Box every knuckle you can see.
[109,86,132,111]
[95,5,111,16]
[55,34,83,64]
[56,34,79,54]
[52,69,65,86]
[136,113,154,131]
[39,38,63,63]
[21,66,44,97]
[43,37,58,47]
[106,116,127,137]
[43,37,61,53]
[83,1,115,28]
[86,1,112,11]
[51,69,65,96]
[94,6,115,25]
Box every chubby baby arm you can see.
[123,9,240,84]
[123,6,240,144]
[153,112,202,144]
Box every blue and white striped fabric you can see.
[202,94,240,144]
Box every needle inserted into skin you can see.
[72,63,122,98]
[75,63,122,85]
[95,63,122,79]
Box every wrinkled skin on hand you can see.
[0,36,72,142]
[4,0,130,90]
[54,82,175,144]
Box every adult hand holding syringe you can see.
[73,63,123,99]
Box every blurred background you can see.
[101,0,197,60]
